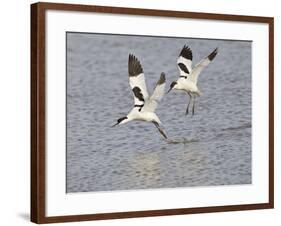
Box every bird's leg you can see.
[152,121,168,139]
[186,93,192,115]
[192,96,196,116]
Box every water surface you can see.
[66,33,252,193]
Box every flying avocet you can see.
[112,54,167,139]
[167,45,218,115]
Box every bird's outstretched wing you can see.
[190,48,218,84]
[142,73,166,112]
[128,54,149,106]
[177,45,193,77]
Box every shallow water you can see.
[66,33,251,193]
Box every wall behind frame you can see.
[0,0,279,226]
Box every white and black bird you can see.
[112,54,167,139]
[167,45,218,115]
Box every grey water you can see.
[66,32,251,193]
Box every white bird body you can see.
[113,54,167,139]
[174,77,201,95]
[168,45,218,115]
[121,110,161,125]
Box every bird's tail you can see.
[196,89,203,97]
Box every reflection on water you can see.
[66,33,252,193]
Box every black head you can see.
[112,116,128,127]
[167,81,177,93]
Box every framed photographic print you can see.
[31,2,274,223]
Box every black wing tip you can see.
[128,54,143,76]
[128,54,136,60]
[179,44,193,60]
[208,48,218,61]
[157,72,166,85]
[128,54,139,64]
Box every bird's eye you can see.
[117,116,128,123]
